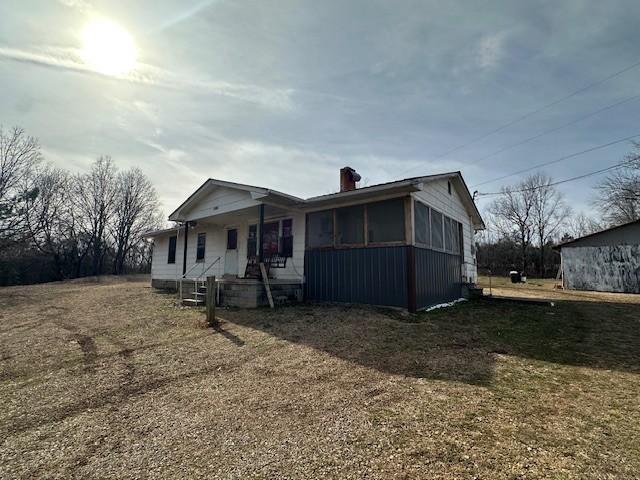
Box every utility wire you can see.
[398,57,640,177]
[476,159,634,197]
[471,93,640,166]
[471,132,640,188]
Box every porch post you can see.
[182,221,189,276]
[258,204,265,263]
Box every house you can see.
[147,167,485,311]
[556,219,640,294]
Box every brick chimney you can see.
[339,166,361,192]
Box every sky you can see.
[1,0,639,219]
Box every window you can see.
[196,232,206,261]
[227,229,237,250]
[280,219,293,257]
[448,181,452,195]
[262,221,279,256]
[444,216,453,252]
[414,201,430,246]
[336,205,364,245]
[167,235,177,264]
[308,210,334,248]
[247,225,257,258]
[431,209,444,250]
[452,220,461,255]
[367,198,405,243]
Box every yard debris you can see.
[423,298,468,312]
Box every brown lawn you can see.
[0,278,639,479]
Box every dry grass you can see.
[1,279,639,479]
[478,275,640,304]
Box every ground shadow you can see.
[224,298,640,386]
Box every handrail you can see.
[196,256,221,280]
[179,256,222,303]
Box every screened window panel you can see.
[367,198,405,243]
[196,233,206,261]
[167,235,177,264]
[444,217,453,252]
[262,222,279,256]
[452,220,460,254]
[308,210,334,248]
[226,229,237,250]
[431,210,444,250]
[414,201,429,246]
[247,225,257,258]
[280,219,293,257]
[336,205,364,245]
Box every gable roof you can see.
[168,178,304,221]
[555,218,640,248]
[168,171,485,229]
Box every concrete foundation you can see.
[151,278,304,308]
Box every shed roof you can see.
[555,218,640,249]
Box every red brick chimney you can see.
[339,166,361,192]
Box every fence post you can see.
[206,276,217,326]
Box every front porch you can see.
[151,277,304,309]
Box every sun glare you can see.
[81,19,136,76]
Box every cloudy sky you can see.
[1,0,639,217]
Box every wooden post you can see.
[258,204,265,263]
[406,246,417,313]
[206,275,217,326]
[260,263,275,309]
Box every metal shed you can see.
[557,219,640,294]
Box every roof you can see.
[555,218,640,248]
[167,171,485,229]
[145,226,181,238]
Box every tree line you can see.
[477,143,640,277]
[0,126,163,286]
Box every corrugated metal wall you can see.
[305,246,408,307]
[415,247,462,309]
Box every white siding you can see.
[150,231,184,282]
[183,186,260,221]
[151,210,306,282]
[412,179,478,283]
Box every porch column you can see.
[258,204,265,263]
[182,221,189,276]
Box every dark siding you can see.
[415,247,462,309]
[305,246,408,308]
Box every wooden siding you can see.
[151,210,306,282]
[412,179,477,283]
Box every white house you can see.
[147,167,485,311]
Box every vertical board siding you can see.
[305,246,408,307]
[414,247,462,309]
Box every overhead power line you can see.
[471,93,640,166]
[475,158,634,198]
[398,57,640,177]
[471,132,640,188]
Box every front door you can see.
[224,228,238,276]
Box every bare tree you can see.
[0,127,41,244]
[489,176,537,274]
[111,168,163,274]
[595,143,640,225]
[530,173,571,277]
[564,211,602,239]
[73,156,118,276]
[23,166,71,278]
